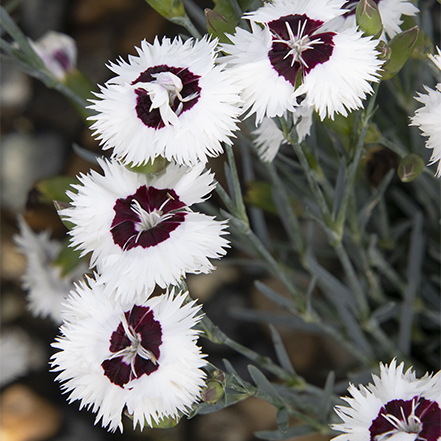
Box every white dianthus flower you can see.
[88,36,241,166]
[60,159,229,301]
[51,276,206,432]
[221,0,382,123]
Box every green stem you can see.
[335,82,380,241]
[266,162,305,257]
[334,243,369,318]
[225,143,247,220]
[281,119,331,222]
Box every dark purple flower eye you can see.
[111,185,187,251]
[369,397,441,441]
[102,305,162,388]
[268,14,335,85]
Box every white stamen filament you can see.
[374,398,423,441]
[272,20,324,68]
[107,313,158,379]
[117,197,186,250]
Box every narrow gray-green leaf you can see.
[318,370,335,422]
[399,212,424,355]
[254,280,298,313]
[248,365,282,400]
[269,324,296,375]
[276,407,289,433]
[358,169,394,233]
[306,256,358,315]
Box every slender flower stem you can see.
[334,242,369,318]
[335,82,380,242]
[266,162,305,257]
[225,143,247,220]
[281,118,332,223]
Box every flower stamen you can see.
[134,72,199,126]
[272,20,324,68]
[107,313,158,379]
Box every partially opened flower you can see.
[88,36,241,166]
[29,31,77,81]
[411,48,441,178]
[60,159,229,301]
[331,359,441,441]
[51,275,206,432]
[221,0,382,122]
[253,105,313,162]
[14,216,88,324]
[336,0,419,40]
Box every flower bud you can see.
[398,153,425,182]
[211,369,225,383]
[356,0,383,39]
[29,31,76,81]
[205,9,236,44]
[201,380,225,404]
[381,26,419,80]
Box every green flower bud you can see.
[211,369,225,383]
[356,0,383,39]
[201,380,225,404]
[398,153,425,182]
[381,26,419,80]
[205,9,236,44]
[144,0,186,20]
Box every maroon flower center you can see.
[111,185,187,251]
[132,64,201,129]
[342,0,380,17]
[268,14,335,86]
[369,396,441,441]
[102,305,162,388]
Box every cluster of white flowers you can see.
[16,0,441,435]
[48,1,386,430]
